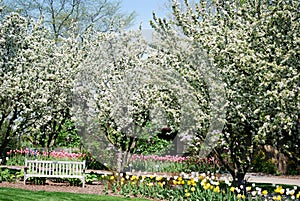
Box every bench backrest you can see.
[25,159,85,176]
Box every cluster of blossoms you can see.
[98,171,300,200]
[130,154,188,163]
[6,148,86,161]
[48,150,86,159]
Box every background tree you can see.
[0,0,136,41]
[152,0,300,185]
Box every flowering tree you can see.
[0,12,82,155]
[149,17,226,156]
[152,0,300,185]
[74,30,172,171]
[73,25,225,171]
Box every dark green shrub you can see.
[56,119,81,148]
[0,169,16,182]
[286,159,300,175]
[252,150,278,174]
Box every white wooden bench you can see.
[24,159,86,187]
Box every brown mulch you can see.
[0,180,106,195]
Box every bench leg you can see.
[82,178,85,188]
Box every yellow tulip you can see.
[275,186,284,195]
[237,194,245,199]
[147,182,154,187]
[204,183,211,190]
[272,195,281,201]
[158,182,163,187]
[262,190,268,195]
[131,175,138,180]
[214,186,220,193]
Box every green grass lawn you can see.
[0,187,151,201]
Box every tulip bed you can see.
[128,154,221,173]
[97,172,300,201]
[5,148,87,165]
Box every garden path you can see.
[219,173,300,186]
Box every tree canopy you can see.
[0,12,82,155]
[151,0,299,184]
[73,28,219,171]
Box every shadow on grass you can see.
[0,187,151,201]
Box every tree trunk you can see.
[231,171,246,187]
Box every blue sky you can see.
[121,0,169,29]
